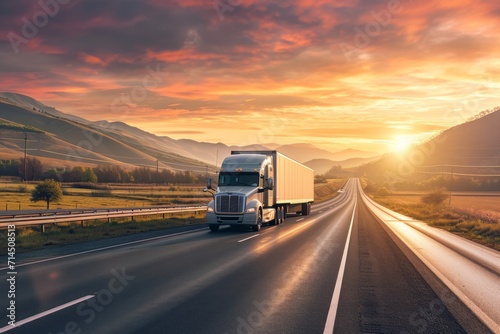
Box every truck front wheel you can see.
[252,210,262,231]
[209,224,220,232]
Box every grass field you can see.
[0,182,212,210]
[1,211,206,254]
[372,194,500,251]
[314,178,347,202]
[389,193,500,212]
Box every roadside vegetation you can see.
[0,211,206,254]
[314,178,347,202]
[0,182,212,210]
[363,179,500,251]
[0,178,346,254]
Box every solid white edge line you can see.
[296,218,305,222]
[323,197,357,334]
[0,295,95,333]
[0,227,207,271]
[238,234,260,243]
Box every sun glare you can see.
[393,135,413,153]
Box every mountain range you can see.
[0,92,378,174]
[359,107,500,180]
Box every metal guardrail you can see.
[0,205,207,228]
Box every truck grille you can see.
[216,194,245,213]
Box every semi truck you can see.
[204,150,314,232]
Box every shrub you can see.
[421,188,449,206]
[364,183,377,193]
[314,175,327,184]
[377,187,391,196]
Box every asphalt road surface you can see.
[1,179,467,333]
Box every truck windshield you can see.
[218,172,260,187]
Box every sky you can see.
[1,0,499,154]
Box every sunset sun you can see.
[393,136,413,153]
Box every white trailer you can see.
[204,150,314,232]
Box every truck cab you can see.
[205,154,275,232]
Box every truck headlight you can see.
[207,206,214,213]
[245,207,256,213]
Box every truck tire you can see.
[301,203,311,216]
[252,210,262,231]
[209,224,219,232]
[270,208,278,226]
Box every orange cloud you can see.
[80,53,106,66]
[1,0,499,154]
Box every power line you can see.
[1,140,211,173]
[419,164,500,168]
[23,133,27,182]
[416,171,500,177]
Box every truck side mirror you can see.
[268,177,274,190]
[204,177,215,199]
[204,177,213,192]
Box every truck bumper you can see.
[206,212,257,227]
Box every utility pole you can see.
[156,160,159,186]
[441,164,444,188]
[23,132,27,182]
[448,165,454,206]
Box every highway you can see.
[0,179,488,333]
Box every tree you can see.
[0,160,20,176]
[42,169,60,181]
[31,179,63,209]
[70,166,85,182]
[314,175,327,184]
[325,165,342,179]
[19,157,43,180]
[82,167,98,183]
[377,186,391,196]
